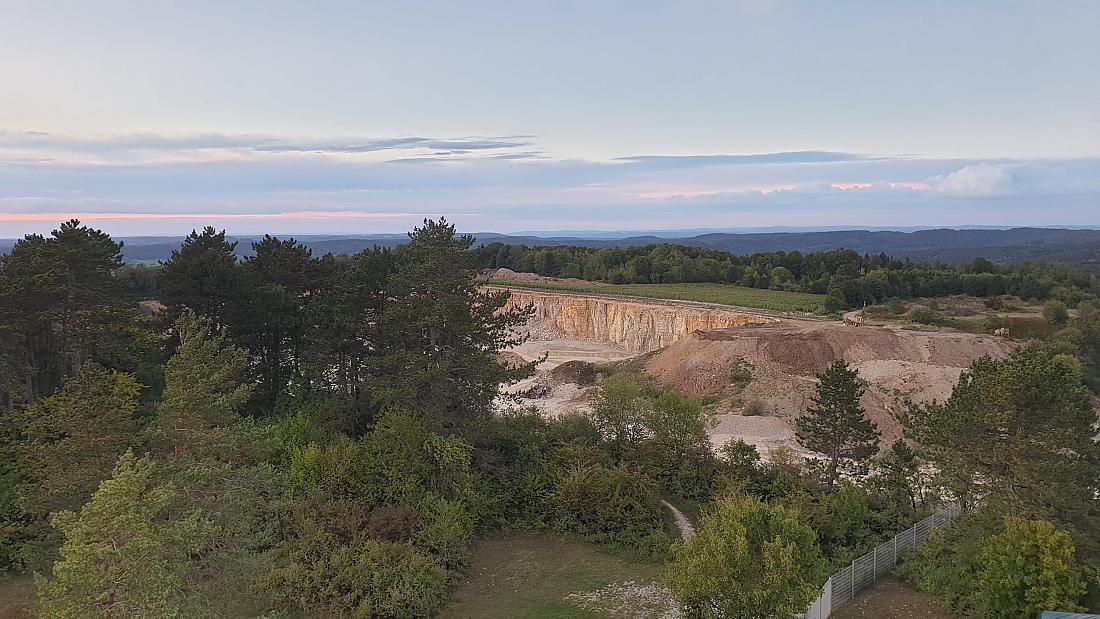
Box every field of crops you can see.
[484,278,831,314]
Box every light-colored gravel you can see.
[566,581,682,619]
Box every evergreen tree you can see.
[299,249,393,432]
[8,365,143,569]
[35,452,219,619]
[155,311,252,458]
[239,235,327,412]
[157,227,243,330]
[902,346,1100,531]
[0,220,138,407]
[796,360,880,487]
[370,219,534,430]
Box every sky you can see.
[1,0,1099,237]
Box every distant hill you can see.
[2,227,1099,265]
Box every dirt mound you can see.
[647,320,1015,443]
[497,350,529,370]
[550,360,599,386]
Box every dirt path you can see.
[830,575,959,619]
[660,500,695,539]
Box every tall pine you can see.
[796,360,880,487]
[369,218,533,430]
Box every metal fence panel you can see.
[799,505,961,618]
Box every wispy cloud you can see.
[2,129,1099,235]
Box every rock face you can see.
[491,287,775,352]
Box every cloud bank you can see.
[1,130,1098,236]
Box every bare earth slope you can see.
[646,321,1015,442]
[495,287,775,353]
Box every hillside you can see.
[4,227,1098,264]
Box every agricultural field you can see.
[484,278,832,314]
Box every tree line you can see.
[475,242,1100,310]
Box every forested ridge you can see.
[476,242,1100,310]
[0,219,1097,618]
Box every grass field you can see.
[485,278,831,314]
[0,574,37,619]
[441,533,670,619]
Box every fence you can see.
[798,503,962,619]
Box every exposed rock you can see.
[493,287,775,353]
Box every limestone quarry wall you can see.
[489,286,776,352]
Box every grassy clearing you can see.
[0,574,37,619]
[441,533,668,619]
[485,279,830,314]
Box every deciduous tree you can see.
[666,494,827,619]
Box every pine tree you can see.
[155,311,253,458]
[9,365,142,569]
[35,452,218,619]
[238,235,327,412]
[796,360,880,487]
[370,218,534,430]
[0,220,138,407]
[157,227,243,330]
[902,345,1099,531]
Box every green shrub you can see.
[899,510,998,616]
[1044,300,1070,325]
[551,464,669,553]
[266,533,447,618]
[742,400,767,416]
[729,357,754,388]
[977,518,1087,618]
[906,306,943,325]
[412,496,474,569]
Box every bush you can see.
[411,496,474,569]
[1044,299,1070,325]
[367,506,421,542]
[551,464,669,553]
[898,510,999,616]
[906,306,942,325]
[977,518,1087,618]
[266,534,447,618]
[742,400,767,416]
[729,357,754,388]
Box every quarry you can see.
[494,277,1016,456]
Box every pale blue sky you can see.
[1,1,1098,235]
